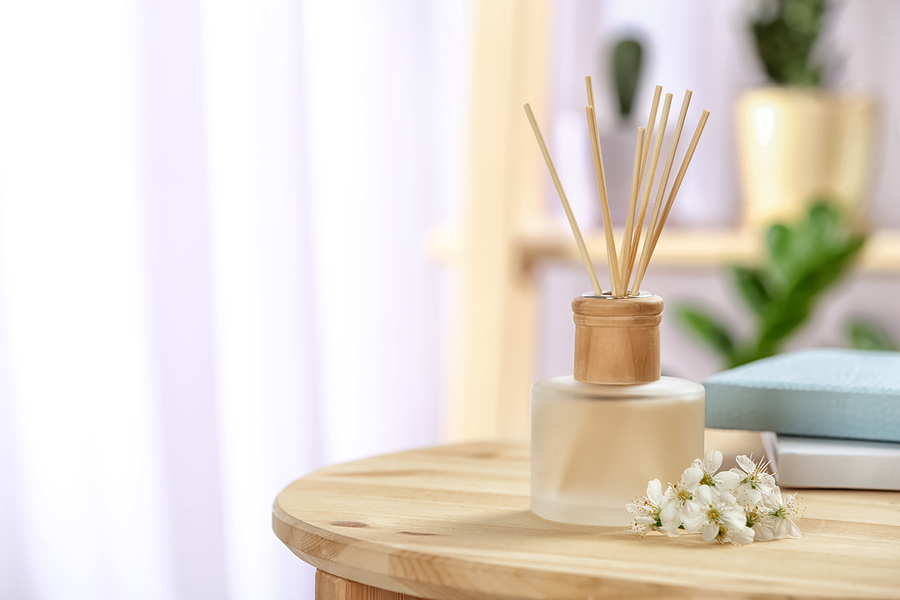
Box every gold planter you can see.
[736,88,877,229]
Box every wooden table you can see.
[272,441,900,600]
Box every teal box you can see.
[703,349,900,443]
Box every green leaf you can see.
[675,304,737,364]
[807,200,838,230]
[790,233,865,295]
[831,234,867,267]
[847,320,899,352]
[758,304,809,353]
[674,199,875,370]
[766,223,791,262]
[730,345,774,368]
[731,266,770,314]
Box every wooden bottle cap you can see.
[572,292,663,385]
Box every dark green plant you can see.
[676,201,866,368]
[750,0,826,86]
[611,39,643,119]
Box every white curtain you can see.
[0,1,470,599]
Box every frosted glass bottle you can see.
[530,293,704,526]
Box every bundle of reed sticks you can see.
[524,78,710,297]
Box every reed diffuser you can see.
[525,79,710,526]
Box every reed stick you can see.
[627,92,672,287]
[523,103,603,297]
[585,76,596,113]
[618,126,645,295]
[585,76,620,295]
[631,109,710,294]
[625,86,661,286]
[631,90,692,294]
[639,86,663,185]
[586,104,621,296]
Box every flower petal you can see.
[660,500,680,525]
[734,485,762,507]
[647,479,663,505]
[658,520,682,537]
[681,466,703,488]
[701,522,719,542]
[696,485,715,504]
[784,518,802,539]
[735,454,755,475]
[681,514,704,533]
[753,522,775,542]
[702,450,723,474]
[724,509,747,530]
[715,470,740,490]
[773,517,792,539]
[730,526,755,545]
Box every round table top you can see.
[273,441,900,600]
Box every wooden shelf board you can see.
[428,223,900,271]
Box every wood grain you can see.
[572,294,662,384]
[273,441,900,600]
[317,570,426,600]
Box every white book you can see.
[774,436,900,491]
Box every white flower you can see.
[671,466,703,506]
[692,450,740,490]
[625,448,802,546]
[723,521,756,545]
[682,485,754,545]
[743,504,776,542]
[729,455,777,506]
[653,465,703,536]
[657,500,683,537]
[734,455,776,490]
[626,479,672,537]
[692,449,722,477]
[763,487,802,539]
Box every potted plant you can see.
[736,0,877,230]
[675,201,896,369]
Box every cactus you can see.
[611,39,643,119]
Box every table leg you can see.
[315,570,426,600]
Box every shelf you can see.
[429,222,900,271]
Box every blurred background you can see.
[0,1,897,599]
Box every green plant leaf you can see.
[757,303,810,353]
[847,320,899,352]
[730,344,775,368]
[731,265,771,314]
[807,199,838,228]
[766,223,791,258]
[794,233,865,294]
[675,304,737,364]
[765,223,794,291]
[674,200,870,370]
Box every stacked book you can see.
[704,348,900,490]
